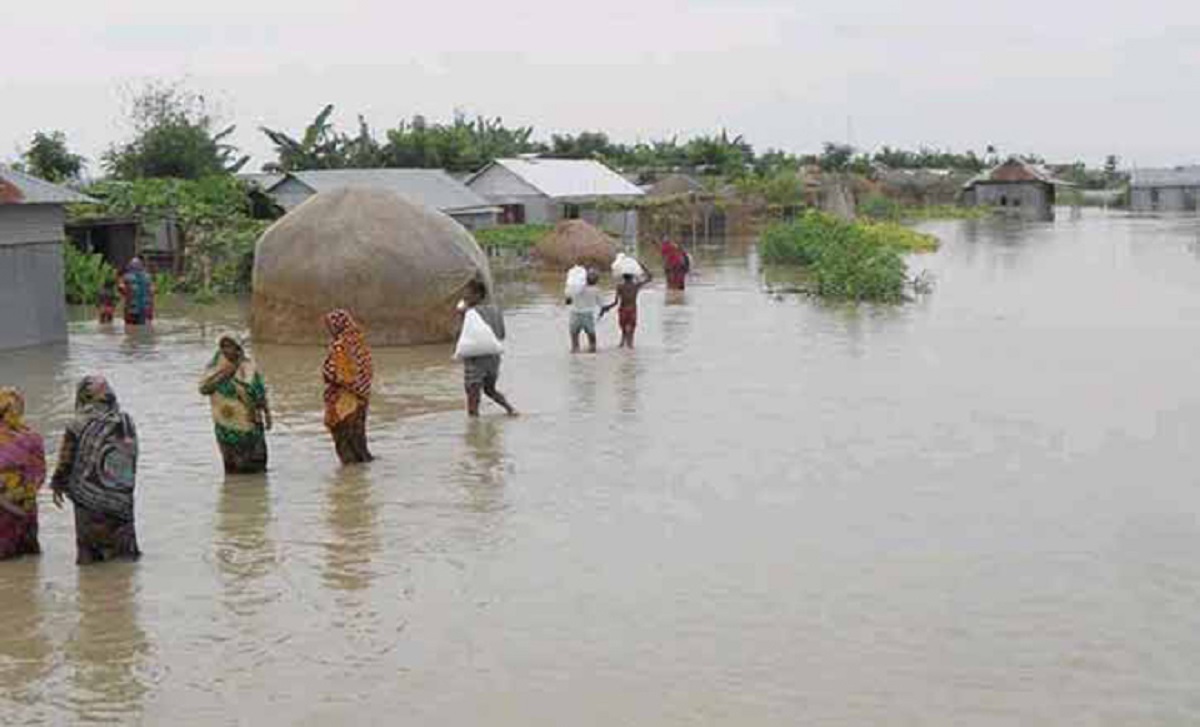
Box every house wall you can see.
[449,210,498,231]
[1130,186,1200,212]
[968,182,1054,220]
[467,165,554,223]
[0,205,68,350]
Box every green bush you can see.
[759,211,909,302]
[473,224,554,254]
[858,194,903,221]
[62,244,116,305]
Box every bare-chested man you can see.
[600,268,653,349]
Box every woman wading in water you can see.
[199,335,272,474]
[0,388,46,559]
[323,309,374,464]
[50,376,141,564]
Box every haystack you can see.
[534,220,618,269]
[251,187,492,345]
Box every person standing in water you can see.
[566,268,603,354]
[118,257,155,325]
[460,279,517,417]
[660,238,689,291]
[601,268,654,349]
[199,335,273,474]
[323,310,374,464]
[98,278,117,324]
[50,376,141,564]
[0,388,46,559]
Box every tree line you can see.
[13,80,1121,186]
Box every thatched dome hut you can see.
[251,187,492,345]
[533,219,618,270]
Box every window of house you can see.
[563,203,581,220]
[499,204,526,225]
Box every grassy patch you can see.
[473,224,554,254]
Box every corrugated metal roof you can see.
[288,169,497,212]
[485,158,645,199]
[962,159,1064,189]
[1130,166,1200,188]
[237,172,286,190]
[0,165,94,205]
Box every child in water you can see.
[97,278,116,324]
[601,267,653,349]
[459,280,517,417]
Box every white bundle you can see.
[453,308,504,359]
[564,265,588,298]
[611,253,644,279]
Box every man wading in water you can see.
[459,280,517,417]
[601,268,653,349]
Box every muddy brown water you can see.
[5,210,1200,724]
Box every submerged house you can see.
[466,158,644,240]
[255,169,499,230]
[0,166,92,350]
[962,159,1063,220]
[1129,167,1200,212]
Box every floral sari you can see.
[323,310,373,464]
[200,336,270,474]
[50,376,141,564]
[0,388,45,559]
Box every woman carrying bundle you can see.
[0,388,46,559]
[50,376,141,564]
[199,335,273,474]
[323,309,374,464]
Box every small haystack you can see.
[251,187,492,345]
[534,219,618,269]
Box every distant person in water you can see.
[601,267,653,349]
[50,376,141,564]
[199,335,272,474]
[323,310,373,464]
[97,278,116,324]
[566,268,602,354]
[118,257,154,325]
[660,238,690,291]
[459,279,517,417]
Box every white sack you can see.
[454,308,504,359]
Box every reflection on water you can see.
[66,564,149,723]
[4,210,1200,724]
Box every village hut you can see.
[250,187,492,345]
[1128,167,1200,212]
[533,219,618,269]
[962,159,1064,220]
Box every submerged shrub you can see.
[759,211,917,302]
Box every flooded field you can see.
[5,209,1200,724]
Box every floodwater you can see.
[5,209,1200,724]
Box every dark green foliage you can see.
[63,244,116,305]
[760,212,908,302]
[103,81,249,180]
[473,224,554,254]
[19,131,85,182]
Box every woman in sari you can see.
[661,238,689,291]
[118,257,155,325]
[50,376,141,564]
[323,310,373,464]
[0,388,46,559]
[199,335,272,474]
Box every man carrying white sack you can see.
[565,268,603,354]
[455,279,517,417]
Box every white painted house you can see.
[0,166,92,350]
[466,158,643,240]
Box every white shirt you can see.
[570,285,603,315]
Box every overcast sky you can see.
[4,0,1198,173]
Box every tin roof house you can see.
[466,158,644,241]
[962,159,1065,221]
[1129,167,1200,212]
[0,166,92,350]
[255,169,499,230]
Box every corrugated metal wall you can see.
[0,205,69,349]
